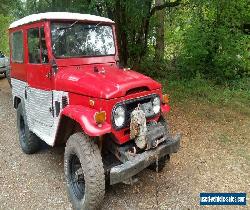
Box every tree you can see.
[176,0,250,81]
[17,0,181,66]
[3,0,248,82]
[104,0,181,66]
[154,0,166,61]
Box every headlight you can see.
[113,105,126,128]
[152,96,161,114]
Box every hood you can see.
[55,64,161,99]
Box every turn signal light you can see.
[94,111,106,124]
[162,94,170,104]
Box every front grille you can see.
[113,94,158,130]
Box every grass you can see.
[218,132,250,162]
[159,77,250,116]
[218,133,233,144]
[161,76,250,163]
[236,148,250,162]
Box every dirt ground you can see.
[0,76,249,210]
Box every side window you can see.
[28,28,41,63]
[11,31,24,63]
[28,27,49,64]
[40,28,49,63]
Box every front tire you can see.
[17,103,41,154]
[64,133,105,210]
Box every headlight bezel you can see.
[152,95,161,114]
[112,104,126,129]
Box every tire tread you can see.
[65,133,105,210]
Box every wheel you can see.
[64,133,105,210]
[148,116,170,172]
[17,103,41,154]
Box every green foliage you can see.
[0,14,12,54]
[175,0,250,81]
[1,0,249,84]
[0,0,22,54]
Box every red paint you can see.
[55,64,161,99]
[161,104,171,113]
[9,16,171,145]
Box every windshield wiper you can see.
[57,21,102,31]
[53,20,80,45]
[83,22,102,30]
[57,20,79,30]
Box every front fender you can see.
[61,105,111,137]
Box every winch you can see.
[130,106,169,150]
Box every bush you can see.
[175,0,250,82]
[0,15,11,54]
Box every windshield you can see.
[51,22,115,58]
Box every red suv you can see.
[9,12,181,210]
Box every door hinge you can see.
[49,107,54,117]
[24,87,28,99]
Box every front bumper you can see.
[109,133,181,185]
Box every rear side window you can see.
[11,31,24,63]
[28,27,49,64]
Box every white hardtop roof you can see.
[9,12,114,29]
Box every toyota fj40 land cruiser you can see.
[9,12,181,210]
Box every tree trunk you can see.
[114,0,129,67]
[154,0,165,61]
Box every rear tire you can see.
[17,103,41,154]
[64,133,105,210]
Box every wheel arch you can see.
[58,105,111,141]
[54,115,82,146]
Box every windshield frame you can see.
[50,21,116,59]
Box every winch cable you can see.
[154,151,160,209]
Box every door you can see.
[26,26,54,128]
